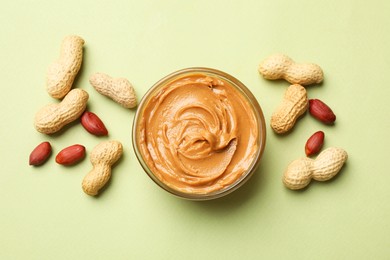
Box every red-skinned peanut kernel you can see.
[81,111,108,136]
[56,144,86,165]
[305,131,325,156]
[309,99,336,124]
[29,141,52,166]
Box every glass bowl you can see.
[132,67,266,200]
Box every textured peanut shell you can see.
[34,89,89,134]
[46,35,85,99]
[285,63,323,85]
[312,147,348,181]
[82,140,123,196]
[271,84,308,134]
[89,72,137,108]
[283,147,348,190]
[259,54,294,80]
[283,158,313,190]
[258,54,323,85]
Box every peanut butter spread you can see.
[137,74,259,194]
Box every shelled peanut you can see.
[89,72,137,108]
[270,84,308,134]
[46,35,84,99]
[82,140,123,196]
[283,147,348,190]
[34,89,89,134]
[258,54,323,85]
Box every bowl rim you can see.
[132,67,266,200]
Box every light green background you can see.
[1,0,389,259]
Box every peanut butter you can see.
[137,73,260,194]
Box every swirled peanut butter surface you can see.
[138,74,259,194]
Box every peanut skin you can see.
[82,140,123,196]
[89,72,137,108]
[258,54,323,85]
[271,84,308,134]
[46,35,85,99]
[283,147,348,190]
[34,89,89,134]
